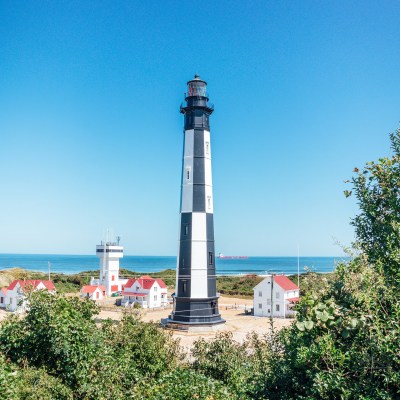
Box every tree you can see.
[348,128,400,285]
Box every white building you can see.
[89,238,128,296]
[0,288,7,308]
[81,285,106,301]
[253,275,300,318]
[122,275,168,309]
[0,279,56,312]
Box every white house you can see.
[1,279,56,312]
[121,275,168,309]
[0,288,7,308]
[253,275,300,318]
[81,285,106,301]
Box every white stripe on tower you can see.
[181,129,194,213]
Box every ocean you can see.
[0,254,346,276]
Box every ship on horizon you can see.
[218,253,248,259]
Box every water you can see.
[0,254,346,276]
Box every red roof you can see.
[124,276,167,290]
[156,278,167,289]
[124,279,136,289]
[286,297,300,303]
[7,280,55,291]
[139,277,156,289]
[121,292,146,297]
[274,275,299,291]
[81,285,106,294]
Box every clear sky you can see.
[1,1,399,256]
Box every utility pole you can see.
[297,245,300,288]
[269,273,275,332]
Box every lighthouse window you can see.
[205,142,210,155]
[185,167,191,181]
[207,196,211,209]
[184,225,189,236]
[209,252,213,265]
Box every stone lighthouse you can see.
[167,75,225,329]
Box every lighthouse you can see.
[90,236,126,296]
[167,75,225,329]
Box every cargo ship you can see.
[218,253,248,259]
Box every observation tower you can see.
[167,75,225,330]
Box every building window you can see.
[276,304,280,312]
[258,291,262,297]
[154,286,157,292]
[207,196,211,209]
[205,142,210,155]
[136,286,140,291]
[154,295,157,301]
[185,167,191,181]
[182,281,187,294]
[209,252,213,265]
[184,225,189,236]
[276,292,280,299]
[96,292,100,299]
[0,297,3,303]
[258,303,262,309]
[112,275,115,281]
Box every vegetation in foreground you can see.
[1,130,399,399]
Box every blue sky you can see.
[1,1,399,256]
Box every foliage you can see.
[0,293,182,399]
[348,128,400,285]
[193,332,254,398]
[132,368,239,400]
[0,354,73,400]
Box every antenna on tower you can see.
[116,236,121,245]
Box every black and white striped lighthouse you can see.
[167,75,225,329]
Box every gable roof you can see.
[81,285,106,294]
[274,275,299,291]
[124,276,167,290]
[155,278,167,289]
[7,280,55,291]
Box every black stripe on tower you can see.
[207,240,217,297]
[193,128,205,156]
[192,128,206,212]
[178,213,192,297]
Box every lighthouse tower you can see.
[167,75,225,329]
[94,238,124,296]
